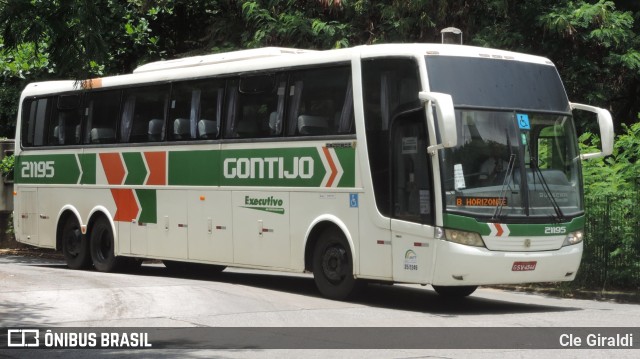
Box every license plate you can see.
[512,261,537,271]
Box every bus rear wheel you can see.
[432,285,478,298]
[312,228,358,300]
[89,216,125,272]
[61,216,91,270]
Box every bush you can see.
[577,116,640,290]
[0,154,13,182]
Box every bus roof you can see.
[20,44,555,97]
[133,47,316,73]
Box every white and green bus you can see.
[14,44,613,299]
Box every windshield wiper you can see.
[492,153,517,220]
[530,159,565,222]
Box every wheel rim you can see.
[321,245,348,284]
[64,228,82,257]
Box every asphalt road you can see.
[1,254,638,358]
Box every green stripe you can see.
[168,147,357,187]
[16,146,357,188]
[443,214,491,235]
[443,213,585,236]
[136,189,157,224]
[219,148,324,187]
[78,154,96,185]
[122,152,147,185]
[15,154,80,184]
[168,150,219,186]
[335,146,355,187]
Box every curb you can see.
[491,284,640,304]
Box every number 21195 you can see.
[21,161,55,178]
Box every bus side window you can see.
[21,97,52,147]
[49,94,82,146]
[169,79,224,141]
[198,86,223,139]
[120,85,169,143]
[226,74,284,139]
[286,65,353,136]
[83,90,121,144]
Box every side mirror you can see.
[419,92,457,152]
[570,103,614,160]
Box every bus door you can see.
[390,110,436,284]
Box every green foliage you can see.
[581,118,640,197]
[0,153,13,180]
[0,41,50,79]
[0,0,109,78]
[537,1,640,132]
[578,114,640,290]
[579,192,640,290]
[238,1,351,49]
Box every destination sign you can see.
[456,196,507,207]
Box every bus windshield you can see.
[440,110,583,220]
[426,55,582,221]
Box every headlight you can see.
[562,230,584,247]
[445,229,485,247]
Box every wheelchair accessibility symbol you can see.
[517,113,530,130]
[350,193,359,208]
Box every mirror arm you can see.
[427,143,444,156]
[418,91,457,148]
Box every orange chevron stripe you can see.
[111,189,139,222]
[322,147,337,187]
[99,153,125,185]
[144,152,166,185]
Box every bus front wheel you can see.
[89,216,125,272]
[61,216,91,270]
[432,285,478,298]
[312,228,358,300]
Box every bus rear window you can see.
[21,97,51,147]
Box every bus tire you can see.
[89,216,124,272]
[432,285,478,298]
[61,216,91,270]
[312,228,358,300]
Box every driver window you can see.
[391,110,434,225]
